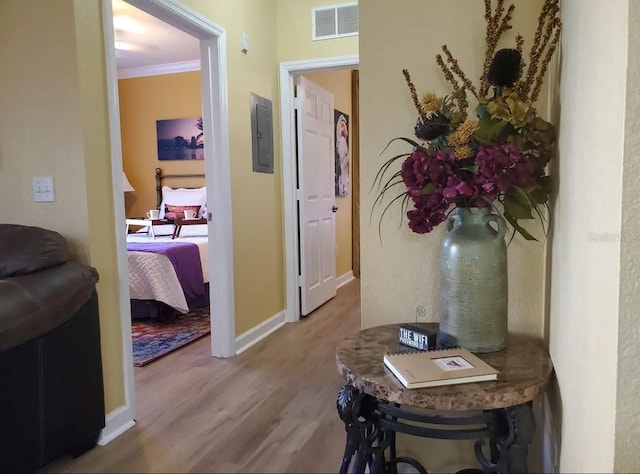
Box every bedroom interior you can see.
[126,169,210,366]
[114,1,214,368]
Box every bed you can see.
[126,168,209,322]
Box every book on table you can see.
[383,347,498,389]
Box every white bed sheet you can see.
[126,224,209,314]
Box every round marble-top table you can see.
[335,323,554,474]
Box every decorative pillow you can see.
[158,186,207,218]
[164,204,202,220]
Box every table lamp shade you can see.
[123,171,135,192]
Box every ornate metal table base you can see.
[336,385,535,474]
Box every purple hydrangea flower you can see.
[398,144,537,234]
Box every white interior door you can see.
[296,75,337,316]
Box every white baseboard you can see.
[235,310,286,355]
[336,270,355,289]
[98,405,136,446]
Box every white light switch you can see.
[33,176,55,202]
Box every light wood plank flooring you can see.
[42,279,361,473]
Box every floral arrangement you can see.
[373,0,562,240]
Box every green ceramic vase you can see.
[439,207,508,353]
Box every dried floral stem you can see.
[526,0,552,67]
[455,87,469,120]
[402,69,425,120]
[518,0,560,99]
[491,0,505,31]
[441,45,478,99]
[484,0,492,23]
[534,1,558,59]
[498,4,515,34]
[530,25,562,102]
[480,0,496,94]
[436,54,468,118]
[515,34,525,87]
[537,5,560,63]
[479,0,516,97]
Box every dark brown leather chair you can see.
[0,224,105,473]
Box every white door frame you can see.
[101,0,235,439]
[279,55,359,323]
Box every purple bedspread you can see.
[127,241,208,320]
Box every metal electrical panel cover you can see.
[250,93,274,173]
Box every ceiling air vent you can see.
[312,3,359,41]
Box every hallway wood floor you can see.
[42,279,361,473]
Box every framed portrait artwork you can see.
[156,116,204,160]
[334,110,349,196]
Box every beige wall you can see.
[0,0,89,260]
[0,0,124,413]
[118,72,205,219]
[617,3,640,470]
[550,0,629,471]
[277,0,359,62]
[302,69,353,277]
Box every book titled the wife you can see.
[383,347,499,389]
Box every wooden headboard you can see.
[155,167,205,208]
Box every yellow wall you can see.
[177,0,360,335]
[179,0,284,335]
[277,0,359,62]
[277,0,359,281]
[302,69,354,277]
[118,72,205,219]
[359,0,549,470]
[0,0,125,412]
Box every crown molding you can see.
[117,59,201,79]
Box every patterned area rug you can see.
[132,307,210,366]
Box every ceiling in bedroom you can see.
[112,0,200,72]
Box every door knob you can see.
[332,206,338,213]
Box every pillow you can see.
[158,185,207,218]
[164,204,202,220]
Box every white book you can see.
[383,347,499,389]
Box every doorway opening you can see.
[101,0,235,443]
[279,55,360,323]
